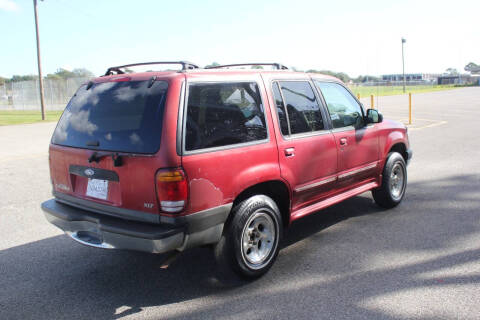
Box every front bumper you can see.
[41,199,231,254]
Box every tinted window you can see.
[315,81,364,129]
[272,82,289,135]
[278,81,324,134]
[185,82,267,151]
[52,80,168,154]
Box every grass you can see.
[348,84,460,98]
[0,110,63,126]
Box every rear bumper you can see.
[41,199,232,254]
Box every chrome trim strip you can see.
[338,163,377,179]
[295,176,337,192]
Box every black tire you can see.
[372,152,407,208]
[214,195,283,279]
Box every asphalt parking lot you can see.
[1,87,479,319]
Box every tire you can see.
[372,152,407,208]
[214,195,283,279]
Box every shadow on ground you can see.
[1,174,479,319]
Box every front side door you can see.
[314,81,379,188]
[269,80,338,213]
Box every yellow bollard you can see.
[409,93,412,125]
[357,93,360,100]
[370,95,374,109]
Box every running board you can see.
[290,181,379,222]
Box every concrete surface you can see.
[1,87,479,319]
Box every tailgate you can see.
[48,77,178,223]
[49,146,167,223]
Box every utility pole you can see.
[33,0,46,120]
[402,37,406,94]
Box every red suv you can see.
[41,61,412,278]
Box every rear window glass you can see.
[52,80,168,154]
[185,82,267,151]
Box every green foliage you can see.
[353,75,380,83]
[349,84,458,98]
[46,68,94,80]
[465,62,480,73]
[307,70,351,83]
[10,75,38,82]
[0,110,63,126]
[205,62,220,68]
[4,68,94,83]
[445,68,459,75]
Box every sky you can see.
[0,0,479,78]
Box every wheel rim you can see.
[390,162,405,200]
[241,210,277,270]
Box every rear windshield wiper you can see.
[88,152,123,167]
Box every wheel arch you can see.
[230,180,291,229]
[388,142,408,162]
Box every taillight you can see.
[155,168,188,213]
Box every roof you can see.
[96,61,342,83]
[94,68,341,84]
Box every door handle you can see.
[339,138,347,146]
[284,147,295,157]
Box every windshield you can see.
[52,80,168,154]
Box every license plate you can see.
[86,179,109,200]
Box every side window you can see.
[185,82,267,151]
[277,81,324,135]
[271,82,289,135]
[315,81,364,129]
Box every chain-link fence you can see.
[0,77,89,111]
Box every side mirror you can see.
[366,109,383,124]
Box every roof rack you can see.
[205,63,289,70]
[104,61,199,76]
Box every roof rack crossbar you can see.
[104,61,199,75]
[205,63,289,70]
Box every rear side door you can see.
[314,81,379,188]
[180,76,280,215]
[269,80,337,213]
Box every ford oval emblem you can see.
[84,168,94,176]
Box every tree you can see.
[10,75,38,82]
[46,68,94,80]
[205,62,220,68]
[307,69,351,83]
[445,68,459,75]
[353,75,380,83]
[47,68,75,79]
[72,68,94,78]
[465,62,480,74]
